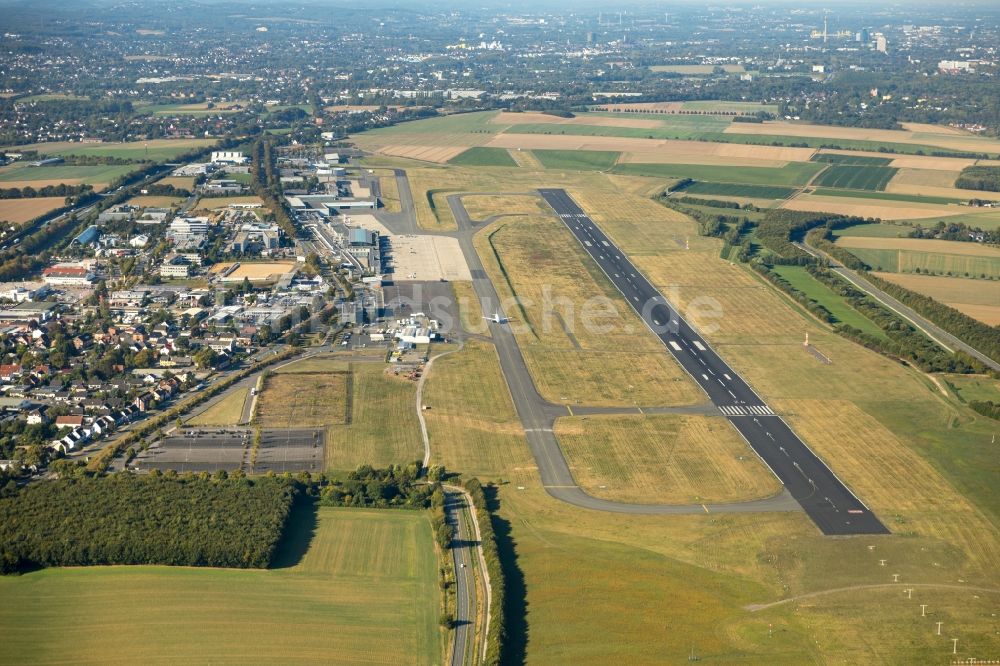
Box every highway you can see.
[538,188,889,536]
[446,489,477,666]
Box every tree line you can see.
[955,166,1000,192]
[0,474,298,573]
[0,183,93,199]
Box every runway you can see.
[538,188,889,536]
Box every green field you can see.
[840,247,1000,277]
[0,507,441,665]
[809,165,899,191]
[613,161,823,187]
[810,188,963,205]
[830,223,913,238]
[534,149,620,171]
[682,181,796,199]
[811,154,894,166]
[447,146,518,167]
[506,115,731,141]
[770,265,887,338]
[0,163,137,185]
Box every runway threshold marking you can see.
[693,341,706,351]
[702,504,710,513]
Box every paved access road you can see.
[796,240,1000,373]
[538,188,889,536]
[447,193,801,517]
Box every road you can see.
[538,188,888,536]
[446,192,801,517]
[796,239,1000,373]
[446,489,477,666]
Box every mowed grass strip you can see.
[555,414,782,504]
[0,507,442,666]
[683,181,796,199]
[0,163,136,186]
[326,364,424,471]
[613,161,824,187]
[186,388,248,426]
[447,146,518,167]
[256,372,348,429]
[769,265,887,339]
[811,165,899,191]
[533,149,620,171]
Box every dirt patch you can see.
[255,372,348,429]
[210,261,297,282]
[378,145,469,163]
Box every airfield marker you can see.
[905,588,913,599]
[893,574,900,582]
[951,638,958,654]
[936,621,943,636]
[921,604,928,617]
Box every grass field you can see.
[811,165,899,191]
[613,161,823,186]
[326,364,424,471]
[186,388,248,426]
[873,272,1000,325]
[447,146,518,167]
[5,138,214,162]
[475,214,703,407]
[0,197,65,225]
[0,507,442,665]
[273,354,351,374]
[555,414,782,504]
[942,373,1000,404]
[534,149,620,171]
[836,237,1000,277]
[830,223,913,238]
[504,116,733,141]
[158,175,197,190]
[682,181,796,199]
[256,372,348,429]
[126,195,186,208]
[0,163,136,188]
[770,265,886,338]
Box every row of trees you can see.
[969,401,1000,421]
[464,479,506,666]
[0,183,93,199]
[318,463,435,509]
[0,474,298,573]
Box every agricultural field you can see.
[255,372,348,429]
[4,138,214,162]
[533,149,620,171]
[769,265,886,338]
[681,181,796,199]
[835,236,1000,277]
[829,223,913,238]
[325,363,424,471]
[447,146,517,167]
[185,388,249,426]
[781,194,964,221]
[810,165,898,191]
[555,414,782,504]
[0,507,442,665]
[873,272,1000,325]
[0,163,136,189]
[809,188,962,205]
[613,161,823,186]
[0,197,65,225]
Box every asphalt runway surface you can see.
[538,188,889,536]
[447,192,801,517]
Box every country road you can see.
[796,239,1000,373]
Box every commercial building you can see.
[211,151,248,165]
[42,265,95,286]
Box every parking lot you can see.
[132,428,324,474]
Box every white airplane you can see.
[483,311,507,324]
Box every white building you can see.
[211,151,248,165]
